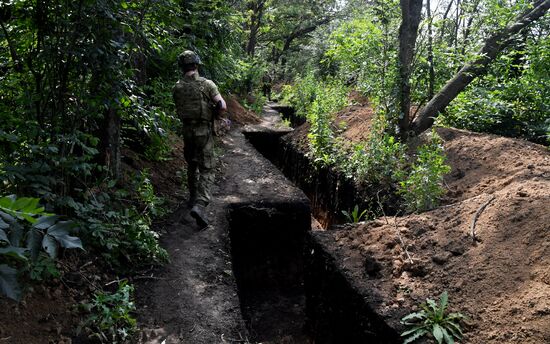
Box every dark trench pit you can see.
[228,201,313,343]
[227,200,401,344]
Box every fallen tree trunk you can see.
[411,0,550,135]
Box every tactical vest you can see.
[174,77,213,122]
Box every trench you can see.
[228,201,312,343]
[243,107,399,228]
[222,104,401,343]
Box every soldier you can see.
[261,71,272,100]
[173,50,227,228]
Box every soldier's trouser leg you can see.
[195,131,214,206]
[186,161,198,203]
[183,124,214,206]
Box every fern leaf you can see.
[401,311,426,323]
[403,329,429,344]
[433,324,444,344]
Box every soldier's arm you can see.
[213,94,227,118]
[206,80,227,118]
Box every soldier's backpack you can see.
[173,77,213,122]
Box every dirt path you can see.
[136,104,310,344]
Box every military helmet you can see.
[178,50,202,67]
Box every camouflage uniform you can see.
[173,61,221,208]
[262,73,272,100]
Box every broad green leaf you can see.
[26,229,44,262]
[8,221,23,246]
[403,328,428,344]
[47,222,83,250]
[441,327,454,344]
[0,217,9,230]
[12,197,32,211]
[439,291,448,315]
[401,311,426,323]
[42,235,58,258]
[0,211,15,224]
[21,198,39,213]
[33,215,59,230]
[0,229,9,243]
[0,246,28,261]
[433,324,444,344]
[21,213,37,224]
[0,196,14,209]
[401,324,428,337]
[0,264,21,301]
[427,298,438,313]
[445,321,464,338]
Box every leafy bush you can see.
[401,291,466,344]
[285,73,321,119]
[441,35,550,145]
[76,173,168,269]
[396,131,451,213]
[244,92,268,115]
[342,114,406,185]
[80,281,137,343]
[0,195,82,300]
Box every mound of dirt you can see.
[318,127,550,343]
[225,95,262,126]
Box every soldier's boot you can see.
[190,203,208,229]
[187,193,197,209]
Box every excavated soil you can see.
[294,101,550,342]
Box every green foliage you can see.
[396,131,451,213]
[135,170,166,219]
[284,73,348,166]
[341,205,369,223]
[325,10,399,106]
[0,195,82,300]
[80,281,137,343]
[282,73,320,119]
[24,254,61,282]
[76,173,168,270]
[342,114,406,185]
[244,92,268,115]
[441,33,550,144]
[401,291,466,344]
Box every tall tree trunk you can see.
[99,107,121,179]
[411,0,550,135]
[0,21,22,72]
[397,0,423,138]
[246,0,265,56]
[438,0,454,41]
[427,0,435,99]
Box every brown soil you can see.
[225,94,262,126]
[0,283,76,343]
[298,101,550,342]
[0,250,118,344]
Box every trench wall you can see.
[240,120,402,342]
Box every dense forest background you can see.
[0,0,548,341]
